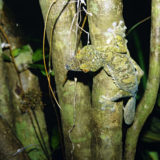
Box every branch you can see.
[125,0,160,159]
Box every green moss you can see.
[15,120,33,141]
[15,118,47,160]
[71,132,91,143]
[61,104,74,125]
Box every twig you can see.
[12,144,38,156]
[0,25,24,94]
[43,0,62,110]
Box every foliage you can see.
[2,45,54,76]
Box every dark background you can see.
[3,0,157,160]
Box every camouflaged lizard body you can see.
[66,22,144,125]
[67,44,138,94]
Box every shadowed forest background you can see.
[1,0,160,160]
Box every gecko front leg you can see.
[99,87,136,125]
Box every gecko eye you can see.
[65,64,70,70]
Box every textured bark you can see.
[0,1,51,160]
[124,0,160,159]
[0,41,15,127]
[87,0,123,159]
[39,0,92,159]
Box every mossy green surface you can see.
[15,112,49,160]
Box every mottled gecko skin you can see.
[66,35,143,125]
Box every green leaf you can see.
[40,70,55,76]
[12,48,21,57]
[32,48,49,63]
[12,45,32,57]
[32,48,43,63]
[41,70,47,76]
[29,64,49,77]
[148,151,159,160]
[2,54,11,61]
[49,70,54,76]
[127,16,150,36]
[142,131,160,143]
[22,45,31,51]
[141,151,153,160]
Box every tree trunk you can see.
[87,0,123,159]
[39,0,92,159]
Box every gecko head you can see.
[65,57,82,72]
[65,64,71,70]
